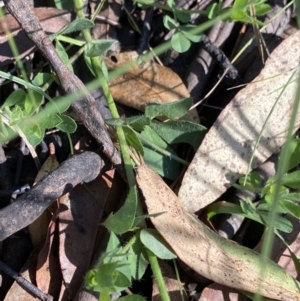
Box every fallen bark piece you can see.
[0,152,103,241]
[136,164,300,301]
[179,30,300,212]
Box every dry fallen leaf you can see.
[58,171,113,301]
[36,214,62,300]
[104,51,199,123]
[136,164,300,301]
[4,249,42,301]
[179,30,300,212]
[199,283,248,301]
[0,7,73,65]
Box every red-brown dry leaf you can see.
[104,51,199,123]
[72,172,126,301]
[28,149,60,248]
[58,171,114,301]
[36,211,62,300]
[198,283,248,301]
[0,7,72,65]
[4,249,41,301]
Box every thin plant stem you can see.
[146,249,171,301]
[254,72,300,301]
[73,0,136,188]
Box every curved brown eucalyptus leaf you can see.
[179,30,300,213]
[0,7,74,66]
[104,51,199,123]
[136,164,300,301]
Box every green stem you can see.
[146,249,170,301]
[121,233,138,254]
[73,0,136,187]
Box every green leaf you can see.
[232,0,247,10]
[45,97,72,114]
[281,170,300,189]
[60,18,94,35]
[128,116,151,131]
[284,139,300,172]
[141,126,180,180]
[106,116,150,131]
[175,10,190,23]
[103,187,138,234]
[258,210,292,233]
[10,105,24,122]
[263,184,289,204]
[150,120,206,151]
[56,114,77,133]
[86,261,130,293]
[123,127,144,155]
[238,171,261,193]
[206,2,221,19]
[54,0,74,10]
[167,0,175,8]
[254,3,272,16]
[118,295,147,301]
[171,31,191,53]
[32,73,53,87]
[180,25,202,43]
[24,91,43,116]
[83,52,95,76]
[85,39,118,57]
[240,200,292,233]
[280,192,300,202]
[206,201,245,219]
[128,236,148,280]
[278,199,300,219]
[1,89,26,109]
[39,113,62,130]
[145,98,193,120]
[23,122,44,146]
[140,229,176,260]
[56,49,73,72]
[106,232,122,254]
[163,15,178,30]
[231,9,249,22]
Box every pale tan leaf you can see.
[179,30,300,212]
[136,164,300,301]
[104,51,199,123]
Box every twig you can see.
[137,7,154,54]
[0,151,104,241]
[2,0,125,178]
[0,259,53,301]
[201,34,240,81]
